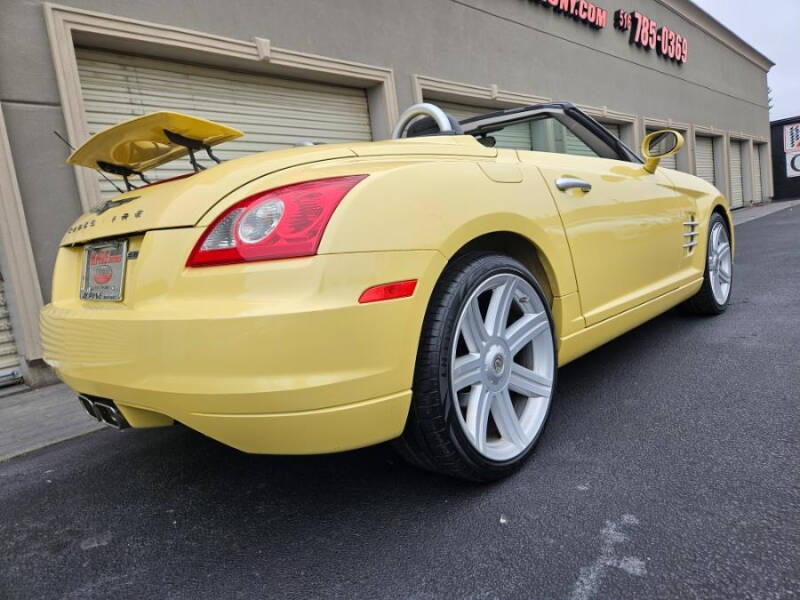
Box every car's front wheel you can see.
[396,253,557,481]
[681,212,733,315]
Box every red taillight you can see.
[187,175,367,267]
[358,280,418,303]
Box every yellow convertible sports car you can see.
[41,103,733,481]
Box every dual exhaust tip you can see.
[78,394,130,429]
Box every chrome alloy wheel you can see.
[708,221,732,305]
[450,273,555,462]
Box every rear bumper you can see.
[41,242,445,453]
[71,384,411,454]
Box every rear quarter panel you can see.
[318,159,578,297]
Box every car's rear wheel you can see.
[681,212,733,315]
[396,253,557,481]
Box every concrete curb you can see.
[0,383,103,463]
[733,199,800,226]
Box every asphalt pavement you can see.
[1,206,798,600]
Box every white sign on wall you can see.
[784,123,800,178]
[785,123,800,153]
[786,152,800,179]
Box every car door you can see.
[513,114,695,326]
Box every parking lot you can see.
[1,206,798,600]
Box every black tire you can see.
[680,212,732,315]
[394,252,557,482]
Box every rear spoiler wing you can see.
[67,111,243,184]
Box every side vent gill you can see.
[683,214,699,256]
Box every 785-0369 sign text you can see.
[614,9,688,63]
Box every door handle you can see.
[555,177,592,193]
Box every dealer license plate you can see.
[80,240,128,301]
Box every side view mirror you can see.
[641,129,684,174]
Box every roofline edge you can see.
[655,0,775,72]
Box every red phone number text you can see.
[614,9,688,64]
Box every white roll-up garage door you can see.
[76,49,373,199]
[0,274,22,387]
[753,146,764,204]
[696,136,716,186]
[729,141,744,209]
[433,100,533,150]
[659,150,677,171]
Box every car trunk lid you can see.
[61,144,357,246]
